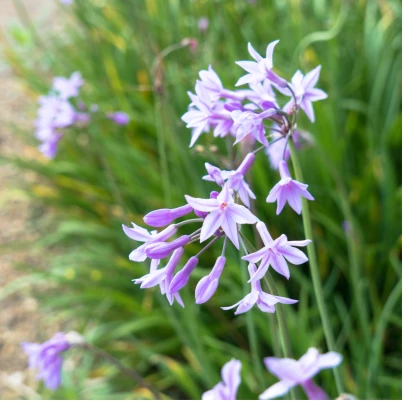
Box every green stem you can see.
[288,141,343,395]
[238,235,265,390]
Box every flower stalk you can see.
[288,140,343,395]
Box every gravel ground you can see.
[0,0,59,398]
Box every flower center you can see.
[220,202,228,210]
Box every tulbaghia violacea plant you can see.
[34,72,129,158]
[122,39,328,315]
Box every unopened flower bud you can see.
[237,153,255,175]
[169,256,199,293]
[145,235,191,259]
[144,204,193,227]
[195,256,226,304]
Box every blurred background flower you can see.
[0,0,401,400]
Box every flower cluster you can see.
[34,72,129,158]
[203,348,342,400]
[124,40,326,314]
[21,332,83,390]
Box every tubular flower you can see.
[122,223,177,262]
[221,263,298,314]
[202,359,242,400]
[202,153,256,207]
[259,348,342,400]
[242,221,310,280]
[266,160,314,215]
[195,256,226,304]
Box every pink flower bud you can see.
[145,235,191,259]
[237,153,255,175]
[195,256,226,304]
[144,204,193,227]
[169,256,199,293]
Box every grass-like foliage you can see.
[0,0,401,399]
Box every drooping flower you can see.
[242,221,310,281]
[278,66,327,122]
[168,256,199,293]
[259,347,342,400]
[145,235,191,259]
[52,72,83,100]
[266,160,314,215]
[133,248,184,306]
[122,223,177,262]
[221,263,297,314]
[195,256,226,304]
[231,109,275,146]
[185,183,258,248]
[202,153,256,207]
[21,333,71,391]
[107,111,130,125]
[202,359,242,400]
[235,41,287,88]
[143,204,193,227]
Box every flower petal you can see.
[185,195,219,212]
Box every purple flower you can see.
[202,153,256,207]
[107,111,130,125]
[122,223,177,261]
[202,359,242,400]
[60,0,73,5]
[198,17,209,33]
[278,66,327,122]
[195,256,226,304]
[145,235,191,259]
[38,132,62,159]
[21,333,71,390]
[231,109,275,146]
[133,248,184,307]
[266,160,314,215]
[259,347,342,400]
[185,183,258,249]
[52,72,83,100]
[222,263,297,315]
[242,221,310,280]
[143,204,193,227]
[235,41,287,88]
[169,256,199,293]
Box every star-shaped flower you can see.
[221,263,298,314]
[185,183,258,248]
[278,66,327,122]
[242,221,310,280]
[266,160,314,215]
[235,41,287,88]
[259,348,342,400]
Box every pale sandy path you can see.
[0,0,59,398]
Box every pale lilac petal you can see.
[221,212,239,249]
[263,357,301,381]
[235,73,255,87]
[265,40,279,64]
[248,254,271,282]
[242,247,267,263]
[266,183,281,202]
[139,269,168,289]
[302,65,321,89]
[287,239,311,247]
[256,299,276,313]
[129,245,147,262]
[270,253,290,279]
[277,244,308,265]
[248,42,263,62]
[200,210,223,242]
[301,98,315,122]
[256,221,274,245]
[227,203,258,224]
[122,224,151,242]
[185,195,219,212]
[276,189,288,215]
[305,88,327,101]
[286,187,303,214]
[316,352,343,370]
[235,61,260,74]
[221,359,242,399]
[259,380,296,400]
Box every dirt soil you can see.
[0,0,61,398]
